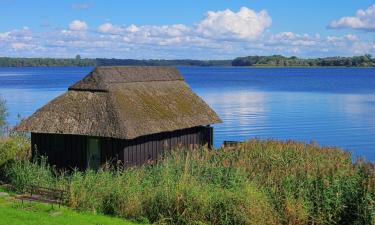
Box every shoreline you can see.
[0,65,374,68]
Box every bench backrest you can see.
[30,185,66,200]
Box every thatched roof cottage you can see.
[15,66,221,169]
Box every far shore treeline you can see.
[0,54,374,67]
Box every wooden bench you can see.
[19,185,67,208]
[223,140,243,147]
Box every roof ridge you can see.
[68,66,184,92]
[106,78,183,83]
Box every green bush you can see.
[3,139,375,225]
[0,95,30,170]
[0,134,30,168]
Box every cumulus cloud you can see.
[0,7,374,58]
[258,31,367,56]
[95,7,271,45]
[197,7,272,40]
[127,24,140,33]
[69,20,88,31]
[329,4,375,31]
[268,32,320,46]
[97,23,124,34]
[0,25,372,58]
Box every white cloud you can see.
[148,24,190,38]
[196,7,272,40]
[352,41,375,54]
[97,23,125,34]
[69,20,88,31]
[343,34,359,42]
[326,34,358,43]
[259,31,367,56]
[329,4,375,31]
[126,24,139,33]
[97,23,114,33]
[268,32,320,47]
[11,42,29,50]
[0,7,374,58]
[98,23,190,38]
[0,32,10,40]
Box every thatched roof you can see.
[69,66,183,92]
[15,66,221,139]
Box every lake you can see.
[0,67,375,160]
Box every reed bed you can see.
[3,139,375,225]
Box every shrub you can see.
[0,95,30,173]
[0,134,30,172]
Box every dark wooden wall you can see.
[31,133,87,169]
[31,126,213,169]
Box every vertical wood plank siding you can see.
[31,132,87,169]
[31,126,213,169]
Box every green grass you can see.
[0,192,143,225]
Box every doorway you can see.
[87,138,101,169]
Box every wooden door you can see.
[87,138,101,169]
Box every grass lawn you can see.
[0,189,143,225]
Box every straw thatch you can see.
[15,66,221,139]
[69,66,183,92]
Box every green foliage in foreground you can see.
[0,134,30,168]
[0,191,142,225]
[3,139,375,225]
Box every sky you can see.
[0,0,374,59]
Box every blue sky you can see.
[0,0,374,59]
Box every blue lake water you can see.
[0,67,375,160]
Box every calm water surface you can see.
[0,67,375,160]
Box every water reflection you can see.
[199,89,375,160]
[340,94,375,118]
[202,90,268,145]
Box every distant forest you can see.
[0,55,231,67]
[96,58,232,67]
[0,54,373,67]
[0,55,96,67]
[232,54,375,67]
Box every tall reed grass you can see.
[3,139,375,225]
